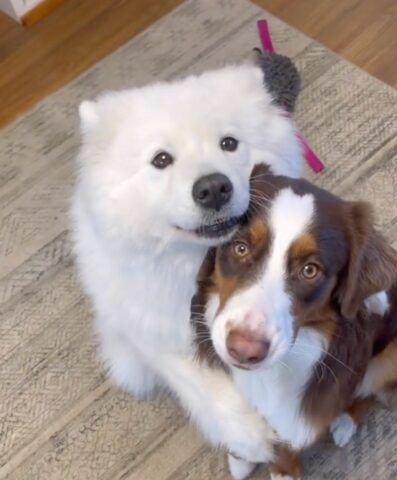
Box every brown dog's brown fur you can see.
[191,164,397,478]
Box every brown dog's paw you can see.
[271,475,301,480]
[271,445,302,480]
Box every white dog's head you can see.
[76,64,302,249]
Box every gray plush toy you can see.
[252,19,324,173]
[255,48,301,114]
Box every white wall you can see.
[0,0,44,21]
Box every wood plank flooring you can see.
[255,0,397,88]
[0,0,396,127]
[0,0,184,127]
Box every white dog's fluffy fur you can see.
[71,64,303,467]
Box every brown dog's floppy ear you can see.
[191,247,216,325]
[249,163,279,200]
[339,201,397,319]
[196,248,216,285]
[191,248,222,366]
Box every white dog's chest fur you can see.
[232,328,326,450]
[74,200,206,355]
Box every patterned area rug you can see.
[1,0,396,478]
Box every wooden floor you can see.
[0,0,396,127]
[255,0,397,87]
[0,0,184,127]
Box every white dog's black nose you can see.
[192,173,233,211]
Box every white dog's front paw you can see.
[227,454,256,480]
[330,414,357,447]
[224,412,276,464]
[101,335,158,397]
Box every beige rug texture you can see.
[0,0,396,478]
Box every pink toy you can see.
[257,19,325,173]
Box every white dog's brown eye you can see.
[301,263,320,280]
[233,241,249,257]
[220,136,239,152]
[151,151,174,169]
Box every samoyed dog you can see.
[72,63,303,474]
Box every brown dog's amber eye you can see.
[151,151,174,169]
[301,263,320,280]
[220,136,239,152]
[233,242,249,257]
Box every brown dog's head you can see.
[195,165,397,370]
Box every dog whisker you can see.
[290,349,339,386]
[292,342,357,375]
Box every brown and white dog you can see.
[192,164,397,479]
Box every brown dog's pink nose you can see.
[226,329,270,365]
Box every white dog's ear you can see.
[79,100,99,135]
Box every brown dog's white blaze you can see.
[192,166,397,477]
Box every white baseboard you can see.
[0,0,44,22]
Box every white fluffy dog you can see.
[71,64,303,472]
